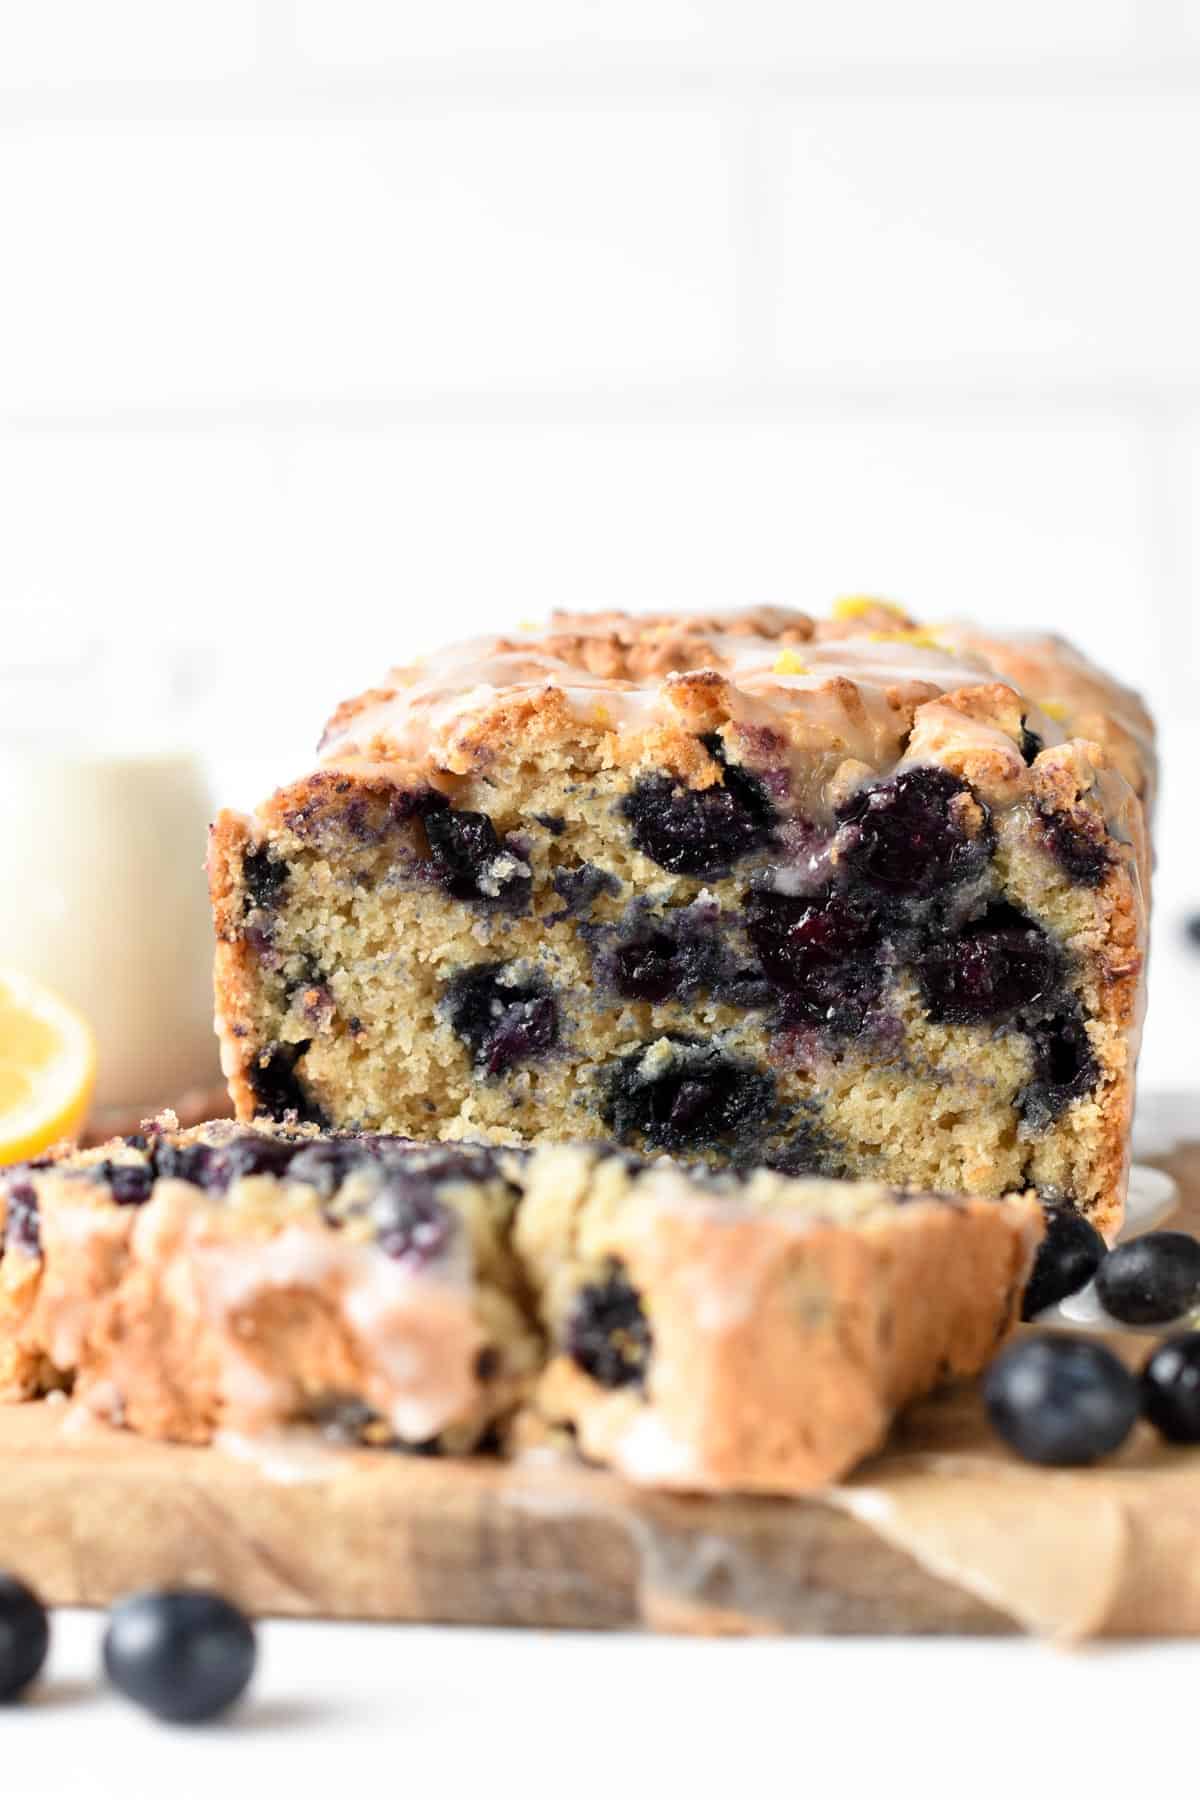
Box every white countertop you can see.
[6,1090,1199,1795]
[6,1610,1199,1800]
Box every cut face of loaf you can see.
[515,1146,1043,1494]
[0,1121,1042,1492]
[210,602,1150,1237]
[0,1118,539,1449]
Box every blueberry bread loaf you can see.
[515,1145,1042,1492]
[210,601,1150,1238]
[0,1121,1041,1489]
[0,1117,539,1449]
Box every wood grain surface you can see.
[1,1137,1195,1637]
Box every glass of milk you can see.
[0,626,221,1111]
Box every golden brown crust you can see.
[209,602,1151,1234]
[0,1122,540,1446]
[3,1133,1041,1494]
[517,1155,1043,1493]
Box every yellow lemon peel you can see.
[832,596,908,622]
[772,650,810,676]
[0,968,95,1166]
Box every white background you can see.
[1,0,1197,1079]
[1,6,1199,1788]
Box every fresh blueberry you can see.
[913,904,1058,1025]
[2,1182,41,1256]
[370,1176,455,1269]
[620,739,776,878]
[601,1039,774,1153]
[1141,1334,1200,1443]
[1186,914,1200,949]
[1038,807,1111,888]
[0,1572,50,1702]
[103,1590,256,1724]
[246,1041,327,1127]
[443,963,558,1077]
[1021,1206,1108,1319]
[983,1336,1139,1466]
[744,885,883,1036]
[1095,1232,1200,1326]
[1018,1010,1099,1130]
[834,766,990,897]
[565,1264,652,1389]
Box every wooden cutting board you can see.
[2,1135,1197,1639]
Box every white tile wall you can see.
[0,1,1196,1084]
[0,1,255,87]
[771,99,1200,384]
[293,0,1140,72]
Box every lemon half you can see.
[0,967,96,1165]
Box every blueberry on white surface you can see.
[1094,1232,1200,1326]
[1142,1334,1200,1444]
[103,1591,256,1724]
[983,1336,1139,1466]
[0,1572,50,1702]
[1021,1207,1107,1319]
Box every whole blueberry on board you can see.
[103,1591,256,1724]
[1095,1232,1200,1326]
[983,1336,1139,1466]
[1142,1334,1200,1444]
[0,1572,50,1702]
[1021,1207,1108,1320]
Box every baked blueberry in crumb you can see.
[2,1182,40,1256]
[285,1139,370,1199]
[211,1132,302,1188]
[1019,720,1044,765]
[94,1161,155,1206]
[752,1123,843,1180]
[152,1141,218,1188]
[835,767,990,897]
[535,813,566,835]
[744,885,883,1037]
[241,845,289,913]
[912,904,1057,1024]
[444,963,558,1077]
[1018,1010,1099,1130]
[370,1175,455,1269]
[422,802,531,912]
[620,737,776,877]
[601,1038,775,1153]
[246,1042,327,1127]
[1038,806,1111,888]
[599,899,765,1009]
[566,1262,651,1389]
[550,862,621,919]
